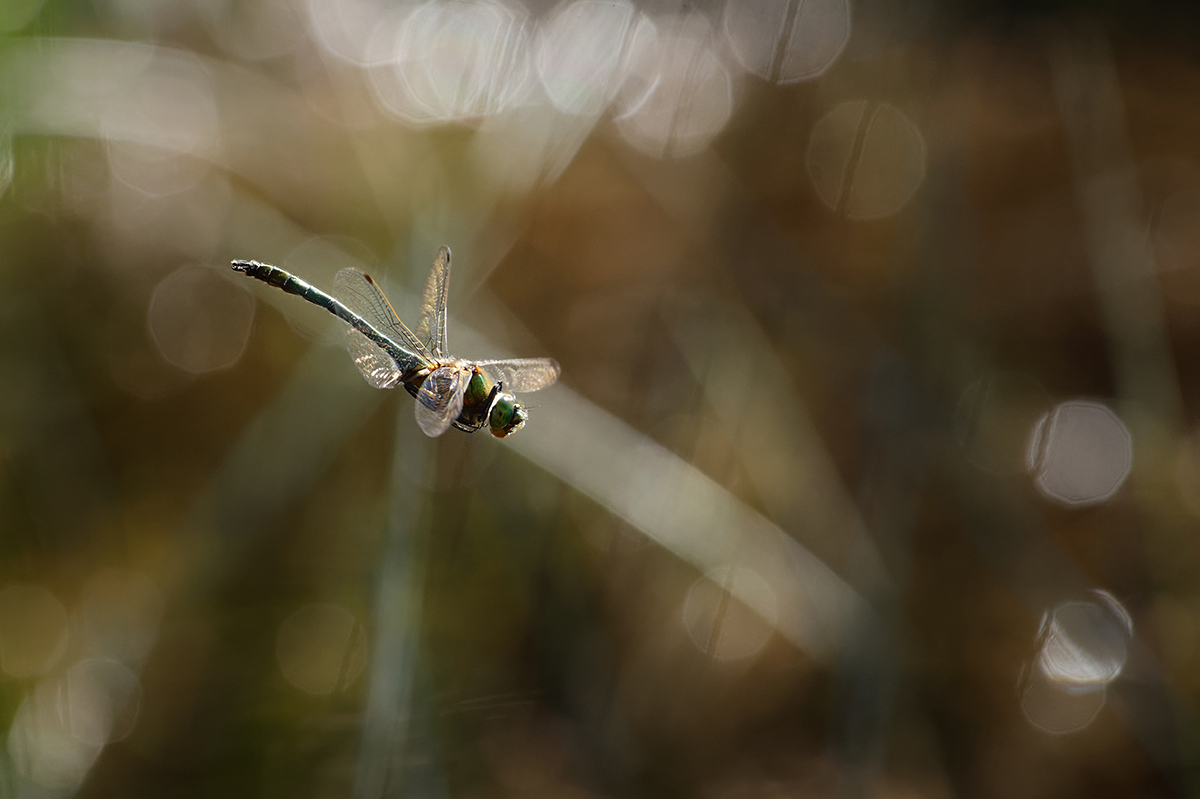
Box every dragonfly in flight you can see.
[232,246,560,438]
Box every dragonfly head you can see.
[488,391,528,438]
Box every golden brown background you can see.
[0,0,1198,796]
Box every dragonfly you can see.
[231,246,560,438]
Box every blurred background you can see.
[1,0,1199,795]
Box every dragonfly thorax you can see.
[456,364,527,437]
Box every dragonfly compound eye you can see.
[488,394,528,438]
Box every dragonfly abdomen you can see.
[232,260,331,307]
[231,260,420,373]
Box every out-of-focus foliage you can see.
[1,0,1200,796]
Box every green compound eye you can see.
[488,394,528,438]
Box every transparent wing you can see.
[414,364,469,437]
[344,334,406,388]
[417,246,451,358]
[333,268,433,386]
[475,358,560,393]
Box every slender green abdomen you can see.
[231,260,420,373]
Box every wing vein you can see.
[418,246,451,358]
[475,358,560,393]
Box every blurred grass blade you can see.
[354,408,434,799]
[1049,22,1183,436]
[186,344,384,590]
[674,300,892,597]
[504,379,866,659]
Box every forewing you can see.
[417,246,451,358]
[475,358,560,393]
[333,268,433,371]
[414,364,469,437]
